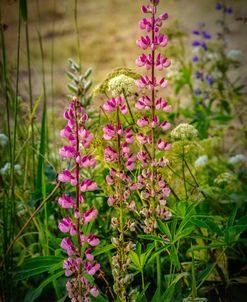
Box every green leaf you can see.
[93,244,114,256]
[24,270,64,302]
[174,226,194,242]
[138,234,165,242]
[68,83,78,94]
[84,68,92,79]
[15,256,63,281]
[157,220,172,240]
[129,251,141,270]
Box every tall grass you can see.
[36,0,49,255]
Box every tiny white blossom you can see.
[108,75,136,97]
[170,123,198,141]
[229,154,246,165]
[194,155,208,168]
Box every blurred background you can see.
[1,0,247,113]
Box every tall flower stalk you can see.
[102,96,136,301]
[58,95,100,302]
[135,0,172,290]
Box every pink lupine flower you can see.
[136,75,150,88]
[63,258,74,277]
[124,128,135,143]
[76,155,96,168]
[156,53,171,70]
[85,248,94,261]
[137,151,149,167]
[135,95,152,110]
[103,98,116,112]
[79,128,93,148]
[106,174,114,185]
[61,238,76,256]
[157,139,172,151]
[80,179,97,192]
[82,208,98,224]
[58,169,76,185]
[90,286,99,297]
[137,116,149,127]
[107,195,116,206]
[59,146,77,159]
[137,133,147,144]
[58,194,75,208]
[160,77,168,88]
[60,125,73,140]
[156,34,168,47]
[104,146,118,162]
[126,156,136,171]
[122,142,130,157]
[136,35,151,49]
[103,124,116,140]
[160,121,171,131]
[151,115,159,128]
[160,199,167,206]
[129,183,143,190]
[162,187,171,198]
[87,234,100,246]
[84,262,101,275]
[136,53,152,69]
[58,216,73,233]
[120,104,128,115]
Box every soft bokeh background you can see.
[1,0,247,124]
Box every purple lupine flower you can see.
[192,56,199,62]
[194,88,202,96]
[192,30,200,35]
[216,3,222,10]
[202,31,211,39]
[206,75,214,85]
[192,41,201,47]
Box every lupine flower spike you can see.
[58,96,100,302]
[135,0,172,232]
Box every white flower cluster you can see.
[214,172,233,185]
[228,154,246,165]
[170,123,198,141]
[194,155,208,168]
[0,163,21,176]
[108,74,136,97]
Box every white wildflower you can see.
[170,123,198,141]
[0,162,22,175]
[229,154,246,165]
[194,155,208,168]
[0,133,8,146]
[108,74,136,97]
[226,49,244,61]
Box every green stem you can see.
[25,4,35,188]
[183,158,207,199]
[74,0,81,71]
[141,270,145,291]
[182,143,188,199]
